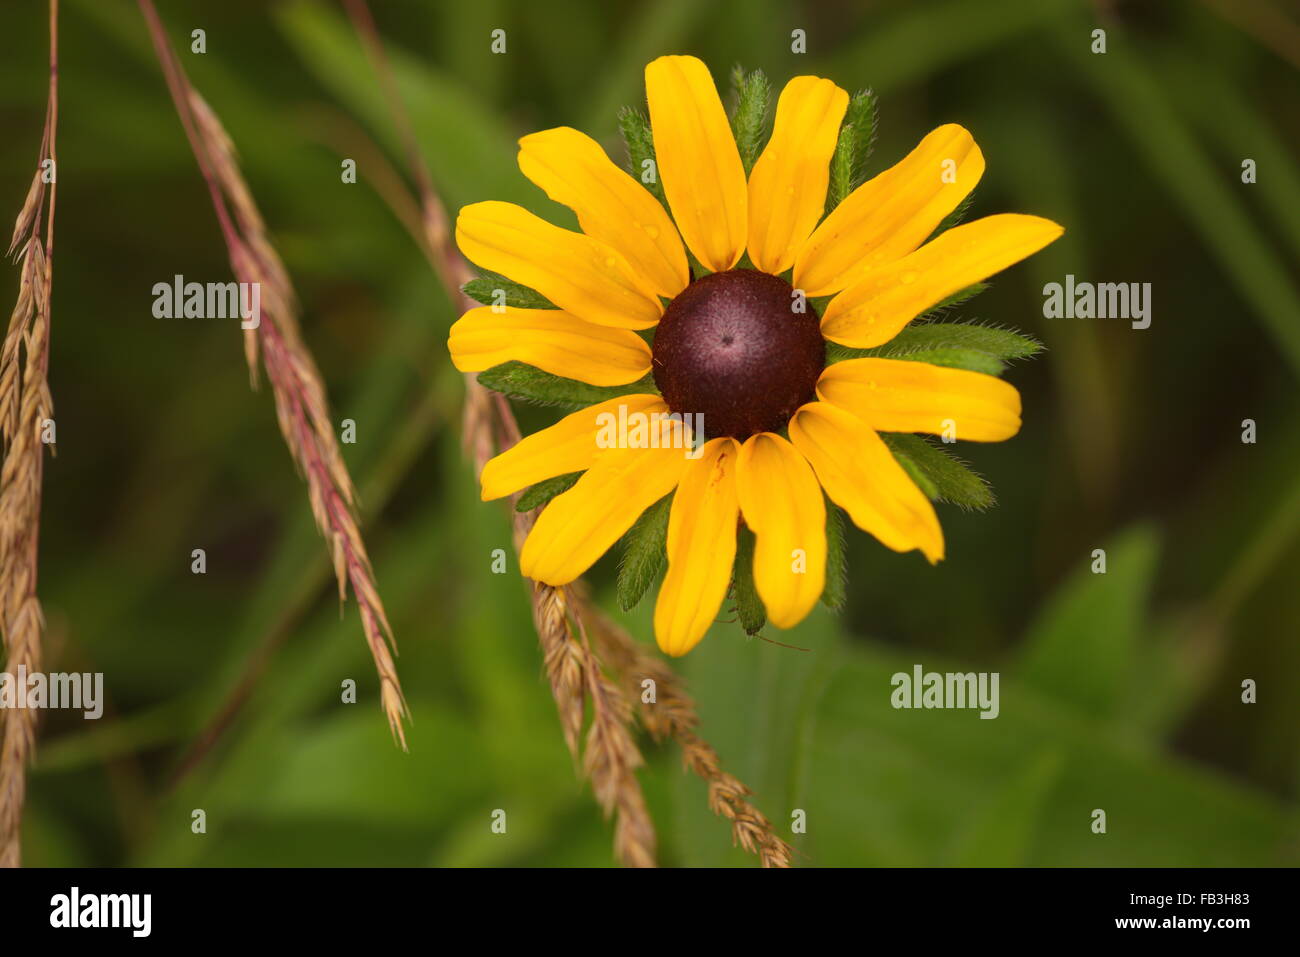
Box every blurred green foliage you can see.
[1,0,1297,866]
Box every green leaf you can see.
[1016,525,1159,720]
[616,494,672,611]
[949,751,1065,867]
[826,89,878,213]
[673,610,841,866]
[462,272,557,310]
[804,641,1297,866]
[617,105,667,209]
[882,434,995,511]
[477,361,657,409]
[732,526,766,634]
[515,472,580,513]
[821,500,848,610]
[826,320,1042,375]
[729,66,771,175]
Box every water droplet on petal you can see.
[900,271,918,285]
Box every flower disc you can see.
[651,269,824,440]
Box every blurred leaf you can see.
[478,361,657,409]
[616,493,671,611]
[1056,19,1300,375]
[579,0,712,132]
[672,610,841,866]
[949,751,1064,866]
[277,0,530,211]
[883,434,995,511]
[255,707,483,826]
[462,272,557,310]
[820,0,1075,94]
[1016,525,1159,720]
[515,472,580,512]
[806,643,1298,866]
[1157,48,1300,264]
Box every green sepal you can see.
[616,493,672,611]
[477,361,658,410]
[825,89,877,213]
[461,271,557,310]
[618,105,706,277]
[729,66,771,175]
[882,434,995,511]
[515,472,580,512]
[929,190,976,240]
[617,105,668,209]
[732,525,766,635]
[821,499,848,610]
[825,320,1042,375]
[921,282,989,318]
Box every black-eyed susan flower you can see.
[449,54,1062,657]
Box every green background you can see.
[1,0,1297,866]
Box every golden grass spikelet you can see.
[459,263,655,864]
[0,597,43,869]
[138,0,408,747]
[0,242,46,447]
[588,606,796,868]
[6,171,43,260]
[578,652,656,868]
[531,582,585,758]
[0,0,59,869]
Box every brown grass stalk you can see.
[586,603,795,868]
[136,0,408,747]
[0,0,59,869]
[343,0,791,867]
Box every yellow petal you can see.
[821,213,1064,348]
[521,427,690,584]
[788,402,943,563]
[655,438,740,656]
[817,358,1022,442]
[517,127,689,298]
[645,55,747,273]
[747,76,848,275]
[480,394,667,501]
[455,200,663,330]
[449,306,651,386]
[735,433,826,628]
[794,124,985,297]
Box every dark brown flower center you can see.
[651,269,824,440]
